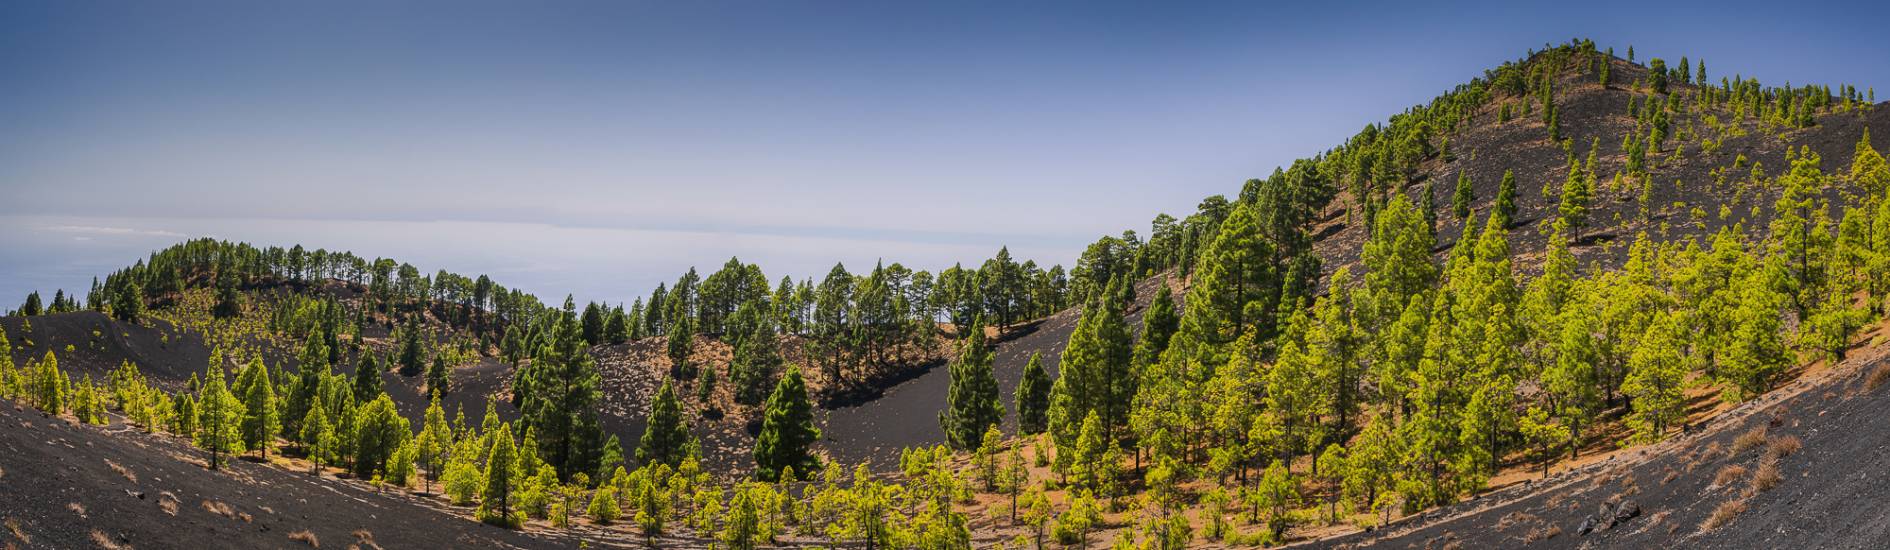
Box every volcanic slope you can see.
[0,404,595,550]
[1308,328,1890,549]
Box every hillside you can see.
[7,39,1890,550]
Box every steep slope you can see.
[1311,328,1890,549]
[0,405,584,550]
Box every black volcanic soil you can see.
[1307,332,1890,549]
[0,404,590,550]
[1,311,212,390]
[821,276,1169,468]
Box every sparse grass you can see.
[1699,499,1748,532]
[1689,442,1723,472]
[66,502,86,518]
[157,492,179,516]
[1593,466,1627,489]
[1661,466,1680,485]
[4,517,28,543]
[288,530,320,547]
[348,529,382,550]
[1748,459,1783,495]
[1524,524,1562,543]
[1764,435,1802,461]
[89,530,131,550]
[105,459,136,483]
[1713,464,1748,487]
[1731,426,1769,455]
[201,500,236,519]
[1496,512,1537,531]
[1867,364,1890,391]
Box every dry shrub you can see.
[157,492,179,516]
[201,500,236,519]
[1496,512,1535,530]
[4,517,28,543]
[1699,499,1748,532]
[66,502,86,518]
[1749,459,1782,495]
[89,530,131,550]
[348,529,382,550]
[1524,525,1562,543]
[288,530,320,547]
[1765,435,1802,461]
[1619,475,1641,497]
[1593,466,1626,488]
[1689,442,1723,472]
[1867,364,1890,391]
[1732,426,1769,455]
[1661,467,1680,485]
[1713,464,1748,487]
[104,459,136,483]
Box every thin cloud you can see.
[40,224,188,238]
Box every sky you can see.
[3,0,1888,307]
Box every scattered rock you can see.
[1610,500,1642,527]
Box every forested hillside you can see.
[5,39,1890,549]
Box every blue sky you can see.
[3,0,1887,307]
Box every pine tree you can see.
[353,394,409,479]
[1309,267,1365,435]
[1014,352,1052,435]
[588,485,622,524]
[721,487,760,550]
[1851,128,1888,198]
[1558,163,1593,240]
[520,298,607,481]
[637,380,694,468]
[1452,171,1474,220]
[1648,58,1669,94]
[667,315,696,379]
[1622,312,1687,443]
[597,434,624,481]
[940,318,1003,450]
[416,397,451,492]
[729,318,782,407]
[286,336,330,442]
[74,375,104,425]
[397,320,428,377]
[581,302,605,346]
[753,367,819,481]
[352,353,383,403]
[1167,203,1283,367]
[479,422,523,527]
[302,400,334,473]
[1494,169,1518,228]
[1719,275,1789,402]
[1362,195,1439,326]
[1517,406,1568,478]
[1256,459,1298,540]
[1420,176,1439,234]
[195,362,245,470]
[1131,282,1180,369]
[426,352,450,398]
[605,306,629,344]
[238,358,280,458]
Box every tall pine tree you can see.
[754,366,819,481]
